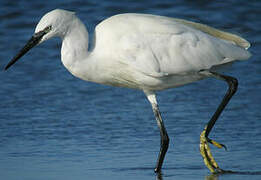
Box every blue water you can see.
[0,0,261,180]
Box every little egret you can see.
[5,9,251,173]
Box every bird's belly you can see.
[74,59,206,91]
[102,69,205,91]
[142,73,206,91]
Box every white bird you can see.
[5,9,251,173]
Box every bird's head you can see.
[5,9,75,70]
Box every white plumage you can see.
[39,10,249,91]
[95,13,250,74]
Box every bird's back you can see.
[92,13,251,89]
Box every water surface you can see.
[0,0,261,180]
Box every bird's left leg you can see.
[199,71,238,173]
[145,91,169,173]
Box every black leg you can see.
[145,92,170,173]
[205,71,238,137]
[199,70,238,173]
[152,103,170,173]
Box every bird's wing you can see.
[94,14,251,77]
[171,18,250,50]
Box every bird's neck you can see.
[61,17,90,76]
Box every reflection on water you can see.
[205,174,219,180]
[156,172,163,180]
[155,170,261,180]
[205,171,261,180]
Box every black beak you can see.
[5,30,47,70]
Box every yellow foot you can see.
[200,126,227,173]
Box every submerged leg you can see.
[145,92,169,173]
[199,71,238,173]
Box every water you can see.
[0,0,261,180]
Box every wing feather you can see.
[94,13,251,77]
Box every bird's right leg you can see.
[199,70,238,173]
[145,92,169,173]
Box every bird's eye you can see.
[33,25,52,38]
[44,25,52,33]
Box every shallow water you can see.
[0,0,261,180]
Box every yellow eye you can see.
[44,25,52,33]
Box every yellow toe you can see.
[200,126,223,173]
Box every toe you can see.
[207,138,227,151]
